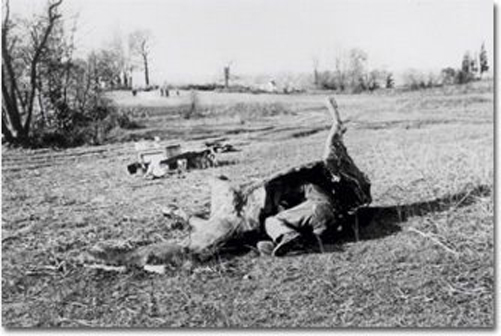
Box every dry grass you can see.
[2,80,493,327]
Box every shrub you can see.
[29,96,141,148]
[113,111,144,130]
[402,70,441,91]
[178,83,223,91]
[455,70,475,85]
[318,71,339,90]
[441,68,457,85]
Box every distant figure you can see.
[160,82,170,98]
[132,89,138,97]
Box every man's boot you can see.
[272,232,302,257]
[256,240,275,256]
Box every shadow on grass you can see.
[321,184,491,252]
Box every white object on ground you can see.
[145,156,167,178]
[143,265,166,274]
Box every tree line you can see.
[440,43,489,86]
[401,44,489,91]
[313,48,394,93]
[312,43,489,93]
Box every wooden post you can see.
[323,97,347,162]
[224,66,230,88]
[325,97,345,135]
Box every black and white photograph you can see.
[1,0,494,328]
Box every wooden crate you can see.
[137,144,181,164]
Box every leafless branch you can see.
[24,0,63,133]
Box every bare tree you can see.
[93,47,124,89]
[2,0,63,144]
[128,29,153,87]
[347,48,368,92]
[107,30,133,88]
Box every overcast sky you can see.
[10,0,493,83]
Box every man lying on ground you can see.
[89,97,371,267]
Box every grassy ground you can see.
[2,81,493,327]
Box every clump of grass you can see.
[214,102,293,123]
[114,112,144,130]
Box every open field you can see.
[2,81,494,327]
